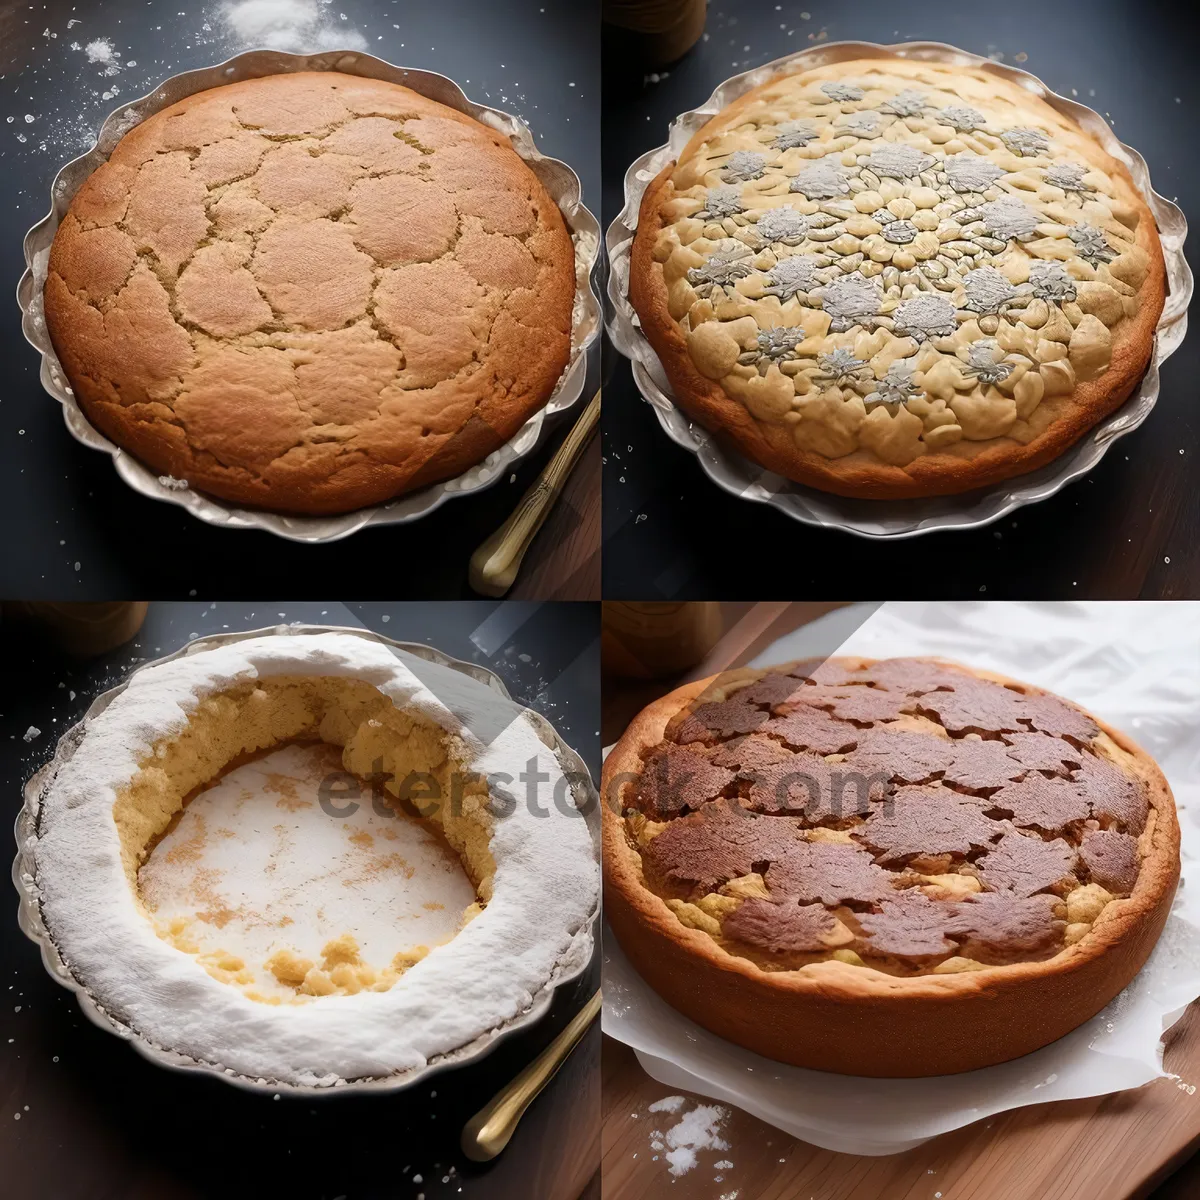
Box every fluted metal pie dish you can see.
[19,50,602,543]
[14,624,600,1095]
[606,40,1191,539]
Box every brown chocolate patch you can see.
[746,754,886,822]
[802,684,916,724]
[737,672,812,708]
[1073,755,1148,833]
[912,678,1031,735]
[941,737,1028,791]
[866,658,971,694]
[1021,693,1100,741]
[856,891,955,962]
[634,742,736,820]
[763,705,859,754]
[944,892,1065,963]
[722,897,838,954]
[1079,828,1139,894]
[840,728,951,785]
[1001,732,1083,773]
[789,659,867,686]
[765,840,895,906]
[674,697,769,744]
[629,658,1150,977]
[745,753,835,816]
[711,734,795,776]
[642,802,804,894]
[977,830,1076,897]
[857,788,1002,864]
[988,774,1092,834]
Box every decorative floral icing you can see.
[881,88,927,117]
[651,60,1155,467]
[821,81,865,103]
[747,326,807,373]
[773,119,819,150]
[764,254,820,300]
[699,184,745,219]
[790,155,852,199]
[757,206,810,244]
[939,104,987,133]
[893,294,958,342]
[1046,162,1090,192]
[963,266,1019,314]
[722,149,767,182]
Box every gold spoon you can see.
[468,390,601,597]
[460,988,602,1162]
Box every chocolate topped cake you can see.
[603,657,1179,1076]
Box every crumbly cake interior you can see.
[622,659,1154,976]
[118,676,495,1003]
[652,61,1156,466]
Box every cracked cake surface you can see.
[33,634,598,1086]
[602,656,1179,1076]
[629,59,1167,499]
[44,72,576,514]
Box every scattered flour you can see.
[646,1097,731,1178]
[82,39,124,78]
[84,39,116,65]
[221,0,367,52]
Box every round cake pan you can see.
[18,50,602,543]
[13,624,600,1096]
[606,40,1192,540]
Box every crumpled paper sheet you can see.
[602,601,1200,1154]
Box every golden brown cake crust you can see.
[602,657,1180,1076]
[629,60,1167,498]
[45,71,575,514]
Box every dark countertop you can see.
[0,600,600,1200]
[0,0,600,599]
[601,1,1200,599]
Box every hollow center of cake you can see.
[138,741,478,1002]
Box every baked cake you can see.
[629,60,1167,497]
[603,656,1178,1076]
[44,72,576,514]
[32,633,598,1086]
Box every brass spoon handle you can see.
[460,988,602,1162]
[468,390,602,597]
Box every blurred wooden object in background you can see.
[602,0,706,66]
[4,601,148,656]
[602,601,722,678]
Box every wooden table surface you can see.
[514,434,602,601]
[599,601,1200,1200]
[601,1019,1200,1200]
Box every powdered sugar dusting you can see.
[9,2,365,164]
[647,1097,732,1177]
[85,40,115,63]
[34,633,598,1085]
[221,0,367,52]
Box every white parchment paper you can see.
[602,601,1200,1155]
